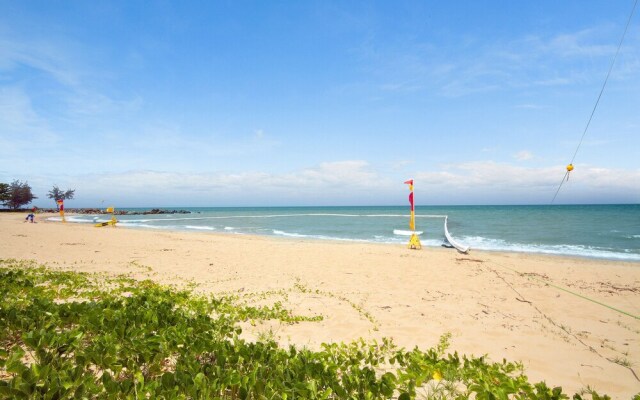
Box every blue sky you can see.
[1,1,639,207]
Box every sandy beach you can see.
[1,212,639,398]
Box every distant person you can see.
[25,213,35,223]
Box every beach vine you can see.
[0,259,625,399]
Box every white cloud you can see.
[388,160,413,170]
[23,160,639,207]
[42,160,393,206]
[417,161,554,188]
[295,160,381,187]
[514,104,544,109]
[415,161,640,194]
[513,150,533,161]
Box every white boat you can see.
[444,216,470,253]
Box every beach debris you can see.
[456,258,483,263]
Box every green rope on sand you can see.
[491,260,640,320]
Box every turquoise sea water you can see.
[59,205,640,261]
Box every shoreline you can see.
[1,212,639,397]
[43,211,640,263]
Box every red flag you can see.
[404,180,413,185]
[409,192,415,211]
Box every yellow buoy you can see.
[566,164,574,172]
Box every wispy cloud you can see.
[354,23,639,99]
[542,29,618,58]
[66,92,143,117]
[0,30,143,132]
[0,86,59,153]
[513,151,533,161]
[0,36,80,87]
[388,160,413,170]
[514,104,545,109]
[120,125,281,160]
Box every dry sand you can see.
[1,212,639,397]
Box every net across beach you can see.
[54,204,640,261]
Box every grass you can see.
[0,258,623,399]
[612,356,633,368]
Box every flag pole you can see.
[404,179,421,250]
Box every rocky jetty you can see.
[138,208,192,215]
[33,208,192,215]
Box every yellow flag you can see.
[106,207,114,213]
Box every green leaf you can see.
[161,372,175,388]
[6,346,26,374]
[194,372,205,387]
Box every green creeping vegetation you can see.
[0,259,620,400]
[218,280,372,329]
[293,281,378,328]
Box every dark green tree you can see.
[5,180,37,209]
[47,185,75,209]
[0,183,10,207]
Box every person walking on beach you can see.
[25,213,35,223]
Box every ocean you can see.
[57,204,640,261]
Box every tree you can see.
[0,183,10,207]
[5,180,37,209]
[47,185,75,209]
